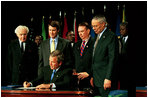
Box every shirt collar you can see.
[53,66,60,72]
[18,39,26,47]
[82,35,90,43]
[50,35,58,43]
[123,35,128,42]
[99,27,107,38]
[81,35,90,46]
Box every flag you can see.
[115,13,121,37]
[90,9,96,38]
[90,28,95,38]
[42,16,46,40]
[62,16,68,39]
[122,6,126,22]
[74,14,78,42]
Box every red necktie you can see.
[80,41,85,56]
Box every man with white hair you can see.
[6,25,38,85]
[90,15,119,96]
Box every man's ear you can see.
[87,29,90,33]
[16,33,19,38]
[57,30,60,33]
[59,61,62,66]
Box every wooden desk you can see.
[1,89,92,97]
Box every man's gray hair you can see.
[92,15,107,24]
[15,25,29,34]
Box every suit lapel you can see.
[77,41,81,51]
[25,41,30,53]
[57,37,63,50]
[15,40,22,57]
[94,29,108,55]
[51,67,62,82]
[74,41,81,57]
[24,41,32,54]
[45,39,50,59]
[82,38,92,56]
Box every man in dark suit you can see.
[38,21,73,75]
[90,15,119,96]
[24,50,72,89]
[6,25,38,85]
[73,22,94,90]
[118,22,128,90]
[66,31,75,47]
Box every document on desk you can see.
[16,87,36,90]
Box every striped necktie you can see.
[80,40,85,56]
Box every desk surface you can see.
[1,87,93,97]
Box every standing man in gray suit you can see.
[90,15,119,96]
[38,21,72,75]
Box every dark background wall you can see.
[1,1,147,88]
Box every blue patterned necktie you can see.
[80,41,85,56]
[50,69,56,83]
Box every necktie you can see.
[122,37,125,44]
[50,69,56,83]
[21,42,24,53]
[51,39,55,53]
[93,34,100,56]
[80,41,85,56]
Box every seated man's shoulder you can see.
[61,67,72,74]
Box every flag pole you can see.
[42,16,46,40]
[74,11,78,42]
[104,4,106,12]
[62,12,68,39]
[122,4,126,22]
[90,8,95,38]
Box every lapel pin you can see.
[86,46,88,48]
[103,36,105,38]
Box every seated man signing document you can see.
[23,50,72,89]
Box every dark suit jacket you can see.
[7,39,38,85]
[120,37,128,56]
[38,37,73,75]
[73,37,94,89]
[32,65,72,89]
[92,29,119,87]
[118,36,128,89]
[73,37,94,74]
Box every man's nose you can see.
[93,27,95,30]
